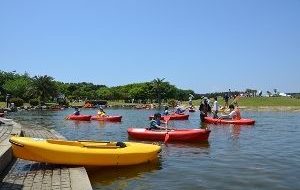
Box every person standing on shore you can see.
[224,93,229,108]
[199,98,211,122]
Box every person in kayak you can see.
[219,104,241,120]
[212,97,219,118]
[73,107,80,115]
[199,97,211,122]
[164,106,170,115]
[175,105,185,114]
[148,113,167,130]
[97,106,107,117]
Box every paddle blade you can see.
[164,133,170,143]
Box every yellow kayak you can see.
[9,136,161,166]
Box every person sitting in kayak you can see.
[97,106,107,117]
[164,106,169,115]
[219,104,241,120]
[175,105,185,114]
[73,107,80,115]
[148,113,166,130]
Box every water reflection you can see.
[87,160,162,189]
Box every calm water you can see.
[9,108,300,190]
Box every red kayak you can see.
[66,115,92,121]
[91,115,122,122]
[127,128,210,142]
[204,117,255,125]
[149,114,189,120]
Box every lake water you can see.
[10,108,300,190]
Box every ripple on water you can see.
[9,109,300,190]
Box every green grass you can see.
[0,102,6,108]
[184,97,300,107]
[2,97,300,109]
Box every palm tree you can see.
[151,78,165,108]
[31,75,58,104]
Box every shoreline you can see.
[239,106,300,112]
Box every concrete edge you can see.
[0,121,22,173]
[50,129,66,140]
[69,167,93,190]
[50,129,93,189]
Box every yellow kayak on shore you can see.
[9,136,161,166]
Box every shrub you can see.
[9,97,24,107]
[29,99,39,106]
[167,99,177,107]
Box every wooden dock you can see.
[0,122,92,190]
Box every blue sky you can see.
[0,0,299,93]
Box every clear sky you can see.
[0,0,299,93]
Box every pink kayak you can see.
[66,115,92,121]
[204,117,255,125]
[149,114,189,120]
[127,128,210,142]
[91,115,122,122]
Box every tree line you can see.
[0,71,196,106]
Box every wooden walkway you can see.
[0,123,92,190]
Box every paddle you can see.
[164,115,171,143]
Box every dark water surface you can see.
[10,108,300,190]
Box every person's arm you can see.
[220,110,235,119]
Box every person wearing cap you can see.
[199,97,211,122]
[148,113,167,130]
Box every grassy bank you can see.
[1,97,300,110]
[187,97,300,107]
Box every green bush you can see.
[29,99,39,106]
[0,95,5,102]
[10,97,24,107]
[168,99,177,107]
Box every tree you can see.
[3,77,32,101]
[96,87,113,100]
[151,78,166,108]
[30,75,58,104]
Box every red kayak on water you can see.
[66,115,92,121]
[127,128,210,142]
[204,117,255,125]
[91,115,122,122]
[149,114,189,120]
